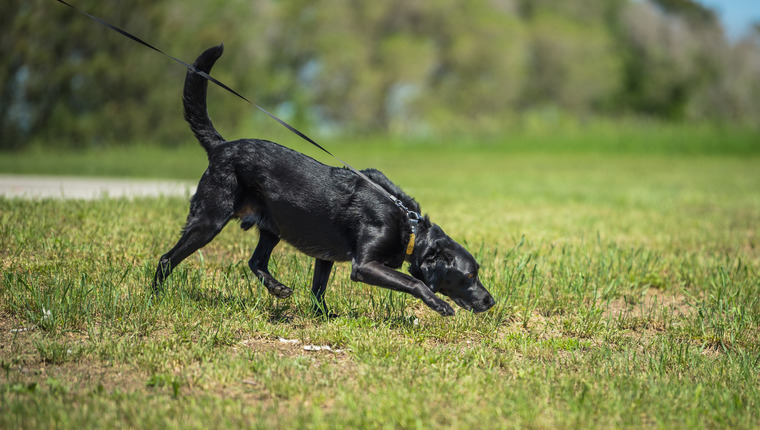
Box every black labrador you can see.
[153,45,495,316]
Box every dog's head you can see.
[409,224,495,313]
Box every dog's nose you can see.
[482,295,496,311]
[485,296,496,310]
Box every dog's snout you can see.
[468,283,496,313]
[481,294,496,312]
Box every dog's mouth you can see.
[452,296,495,314]
[453,297,472,311]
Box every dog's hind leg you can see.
[153,212,232,292]
[248,230,293,299]
[310,259,335,317]
[153,177,235,292]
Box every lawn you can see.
[1,124,759,428]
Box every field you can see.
[1,124,759,428]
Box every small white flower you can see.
[303,345,325,351]
[303,344,347,353]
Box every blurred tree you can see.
[650,0,718,26]
[619,0,710,119]
[687,36,760,123]
[424,0,528,129]
[158,0,281,136]
[282,0,441,133]
[522,9,621,112]
[2,0,758,150]
[1,0,171,149]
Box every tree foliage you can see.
[2,0,759,148]
[2,0,171,148]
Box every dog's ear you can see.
[417,237,453,292]
[409,226,452,292]
[420,258,446,292]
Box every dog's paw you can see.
[312,308,339,320]
[266,283,294,299]
[311,303,338,319]
[432,299,456,317]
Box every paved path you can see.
[0,175,196,200]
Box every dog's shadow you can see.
[176,282,321,325]
[174,284,427,328]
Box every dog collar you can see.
[391,196,421,262]
[404,213,420,261]
[405,232,416,260]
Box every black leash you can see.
[56,0,422,227]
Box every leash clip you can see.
[407,210,421,232]
[392,195,421,258]
[391,196,421,227]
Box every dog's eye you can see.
[467,273,475,279]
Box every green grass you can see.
[2,120,758,179]
[1,125,760,428]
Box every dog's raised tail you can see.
[184,44,225,152]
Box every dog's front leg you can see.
[350,261,455,316]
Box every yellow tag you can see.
[406,233,416,256]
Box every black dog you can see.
[153,45,495,316]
